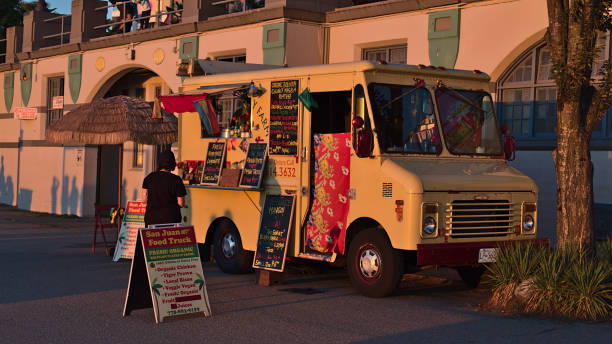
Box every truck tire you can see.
[347,228,404,298]
[456,265,486,288]
[213,220,253,274]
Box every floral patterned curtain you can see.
[306,133,351,254]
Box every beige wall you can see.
[200,25,264,63]
[17,146,86,216]
[457,0,549,78]
[285,22,325,66]
[0,118,20,141]
[329,11,425,64]
[0,149,18,207]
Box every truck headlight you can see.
[522,214,535,232]
[423,216,436,235]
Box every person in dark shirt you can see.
[142,150,187,226]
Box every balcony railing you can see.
[212,0,265,13]
[93,1,183,35]
[42,14,71,47]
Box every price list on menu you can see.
[239,143,267,188]
[269,80,299,155]
[253,194,295,272]
[201,142,226,185]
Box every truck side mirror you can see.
[356,128,373,158]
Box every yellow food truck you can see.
[169,61,543,297]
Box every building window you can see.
[216,54,246,63]
[133,143,144,168]
[497,36,612,140]
[46,77,64,125]
[362,45,407,64]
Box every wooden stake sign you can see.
[123,224,211,323]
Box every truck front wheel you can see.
[213,220,253,274]
[347,228,404,297]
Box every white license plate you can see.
[478,248,498,263]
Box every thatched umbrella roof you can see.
[46,96,177,145]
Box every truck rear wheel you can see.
[213,220,253,274]
[347,228,403,298]
[456,265,486,288]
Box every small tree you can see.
[546,0,612,251]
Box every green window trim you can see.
[68,55,82,103]
[20,63,32,107]
[262,23,287,66]
[428,9,460,69]
[4,72,14,111]
[179,36,199,60]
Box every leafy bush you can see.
[484,242,544,311]
[562,260,612,320]
[484,242,612,321]
[526,244,579,314]
[484,242,544,290]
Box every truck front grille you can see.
[445,200,517,238]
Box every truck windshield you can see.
[435,88,503,156]
[368,83,441,154]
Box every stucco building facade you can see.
[0,0,610,242]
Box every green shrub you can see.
[485,242,612,320]
[484,242,544,291]
[484,242,545,311]
[527,244,579,314]
[562,260,612,321]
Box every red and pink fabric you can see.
[306,133,351,254]
[159,93,220,136]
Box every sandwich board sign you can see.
[113,201,146,261]
[252,194,295,272]
[123,224,211,323]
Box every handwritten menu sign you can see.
[253,194,295,272]
[239,143,267,188]
[113,201,146,261]
[269,80,299,155]
[123,225,212,323]
[201,142,226,185]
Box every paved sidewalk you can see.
[0,204,610,344]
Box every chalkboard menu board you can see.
[239,143,267,188]
[201,141,226,185]
[269,80,299,155]
[253,194,295,272]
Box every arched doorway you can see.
[95,68,173,206]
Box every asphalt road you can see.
[0,205,610,343]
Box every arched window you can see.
[497,35,612,141]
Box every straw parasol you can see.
[46,95,178,211]
[46,96,177,145]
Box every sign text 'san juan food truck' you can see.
[167,61,544,297]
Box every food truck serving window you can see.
[435,88,503,156]
[206,88,252,139]
[368,83,441,154]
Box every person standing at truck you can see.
[142,150,186,227]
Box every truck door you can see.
[299,90,352,255]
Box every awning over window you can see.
[158,93,221,137]
[158,94,208,113]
